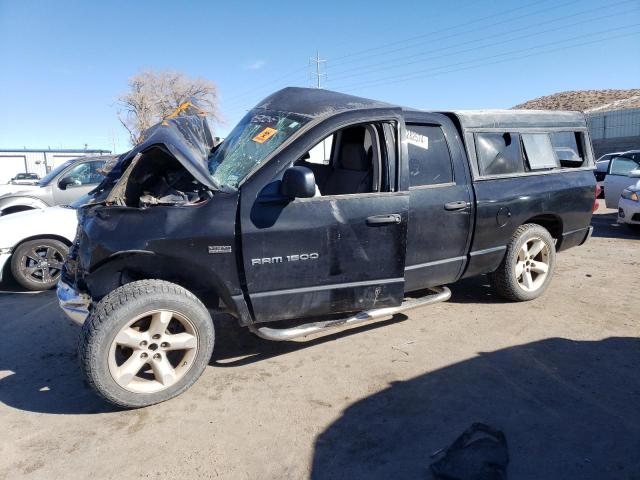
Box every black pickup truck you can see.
[58,87,596,407]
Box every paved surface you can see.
[0,206,638,480]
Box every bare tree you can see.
[117,69,221,145]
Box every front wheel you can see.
[79,280,215,408]
[489,224,556,302]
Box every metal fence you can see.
[587,108,640,140]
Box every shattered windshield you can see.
[208,110,308,188]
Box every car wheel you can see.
[79,280,215,408]
[489,223,556,302]
[10,238,68,291]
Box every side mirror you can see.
[280,166,316,199]
[628,169,640,178]
[58,176,78,190]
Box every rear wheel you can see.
[10,238,68,290]
[489,224,556,302]
[79,280,215,408]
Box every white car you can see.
[618,180,640,231]
[0,204,78,290]
[604,151,640,209]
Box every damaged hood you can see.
[102,115,218,192]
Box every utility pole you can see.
[309,50,326,89]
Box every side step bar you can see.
[248,286,451,341]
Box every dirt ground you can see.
[0,205,638,480]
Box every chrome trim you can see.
[248,286,451,341]
[57,280,91,325]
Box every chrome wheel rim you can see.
[19,244,65,284]
[514,237,550,292]
[108,310,199,394]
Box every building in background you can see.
[586,107,640,157]
[0,148,111,184]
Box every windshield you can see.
[208,110,309,188]
[38,159,75,186]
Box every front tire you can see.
[10,238,68,291]
[489,224,556,302]
[79,280,215,408]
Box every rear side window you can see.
[406,125,453,186]
[610,156,640,175]
[475,132,523,176]
[522,133,558,170]
[550,132,585,167]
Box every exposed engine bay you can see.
[106,146,212,208]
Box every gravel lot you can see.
[0,205,638,480]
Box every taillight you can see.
[593,184,601,212]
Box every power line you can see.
[327,0,579,69]
[326,0,637,81]
[332,28,640,92]
[328,3,640,83]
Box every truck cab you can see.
[57,88,596,408]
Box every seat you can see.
[322,127,373,196]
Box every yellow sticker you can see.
[252,127,277,143]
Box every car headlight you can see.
[621,189,640,201]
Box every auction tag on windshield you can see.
[406,130,429,149]
[253,127,277,143]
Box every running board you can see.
[248,286,451,341]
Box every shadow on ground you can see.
[310,336,640,480]
[591,211,640,240]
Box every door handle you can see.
[366,214,402,226]
[444,200,470,211]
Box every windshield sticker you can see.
[253,127,278,144]
[407,130,429,150]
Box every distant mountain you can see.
[513,89,640,112]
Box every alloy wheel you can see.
[514,237,550,292]
[108,310,199,394]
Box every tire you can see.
[10,238,68,291]
[489,223,556,302]
[79,280,215,408]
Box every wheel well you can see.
[14,234,73,249]
[523,214,563,240]
[2,206,35,216]
[86,253,223,309]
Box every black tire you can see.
[489,223,556,302]
[79,280,215,408]
[10,238,68,291]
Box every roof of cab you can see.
[255,87,396,118]
[255,88,587,128]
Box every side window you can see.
[295,123,386,196]
[522,133,558,170]
[550,132,585,168]
[610,156,640,176]
[406,125,453,186]
[64,161,105,186]
[305,135,334,165]
[475,132,524,176]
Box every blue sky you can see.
[0,0,638,152]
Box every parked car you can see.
[604,150,640,208]
[0,199,80,290]
[57,87,597,408]
[0,155,115,216]
[9,172,40,185]
[618,179,640,231]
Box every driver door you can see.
[240,116,408,323]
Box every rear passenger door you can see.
[403,113,473,292]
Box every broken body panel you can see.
[60,87,596,328]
